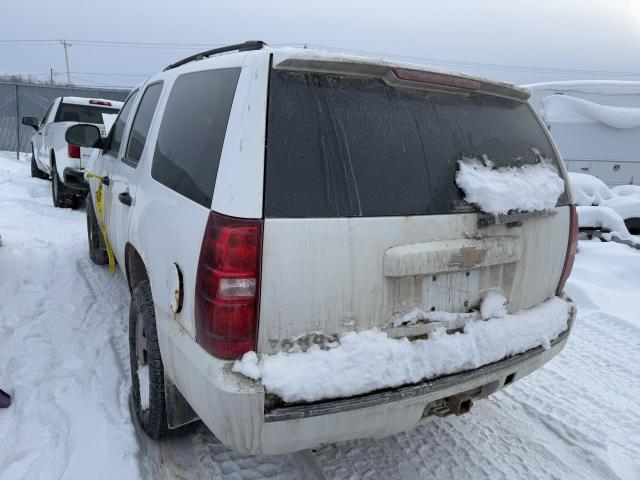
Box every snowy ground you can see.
[1,150,639,480]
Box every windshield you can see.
[265,69,566,218]
[54,103,120,125]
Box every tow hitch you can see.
[446,394,473,415]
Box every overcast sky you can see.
[3,0,640,88]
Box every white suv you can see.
[22,96,122,208]
[67,41,578,455]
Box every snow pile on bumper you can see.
[455,157,565,215]
[233,296,572,403]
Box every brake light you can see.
[556,205,578,295]
[67,144,80,159]
[89,99,111,106]
[195,211,263,359]
[392,68,481,90]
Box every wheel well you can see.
[125,244,149,293]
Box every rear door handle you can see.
[118,191,132,206]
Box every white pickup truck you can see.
[22,96,122,208]
[66,42,577,456]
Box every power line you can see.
[2,38,640,78]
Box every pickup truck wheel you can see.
[129,280,168,439]
[51,159,80,209]
[30,147,48,179]
[86,196,108,265]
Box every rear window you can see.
[54,103,119,124]
[265,70,566,218]
[151,68,240,208]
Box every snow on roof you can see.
[541,95,640,129]
[525,80,640,96]
[269,47,529,98]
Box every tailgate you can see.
[257,66,570,354]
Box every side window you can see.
[151,68,240,208]
[124,82,163,166]
[41,101,54,127]
[107,90,139,157]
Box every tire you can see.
[624,217,640,236]
[86,195,109,265]
[30,146,48,179]
[51,156,81,209]
[129,281,168,439]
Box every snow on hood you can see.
[568,172,613,206]
[455,156,565,215]
[611,184,640,197]
[600,195,640,220]
[233,296,572,403]
[541,95,640,129]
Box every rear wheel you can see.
[51,156,80,209]
[86,195,108,265]
[30,147,48,179]
[129,281,169,439]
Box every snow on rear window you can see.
[265,70,567,218]
[455,155,565,215]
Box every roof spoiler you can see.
[273,57,530,101]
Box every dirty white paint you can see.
[258,209,569,354]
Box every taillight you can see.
[195,211,263,359]
[67,144,80,159]
[556,205,578,295]
[89,99,111,106]
[392,68,481,90]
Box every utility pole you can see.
[50,68,54,85]
[60,40,72,85]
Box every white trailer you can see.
[526,81,640,186]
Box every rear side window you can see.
[124,82,163,166]
[151,68,240,208]
[265,70,566,218]
[54,103,119,124]
[107,90,139,156]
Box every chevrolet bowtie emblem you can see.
[449,247,487,268]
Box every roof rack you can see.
[163,40,266,71]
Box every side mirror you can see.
[65,124,103,149]
[21,116,39,129]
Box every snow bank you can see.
[233,297,571,403]
[568,172,613,205]
[568,172,640,221]
[541,95,640,129]
[577,206,629,232]
[455,157,565,215]
[600,195,640,220]
[611,184,640,197]
[577,206,639,247]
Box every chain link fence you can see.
[0,81,130,155]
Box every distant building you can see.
[526,81,640,186]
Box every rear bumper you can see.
[63,167,89,191]
[159,299,576,455]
